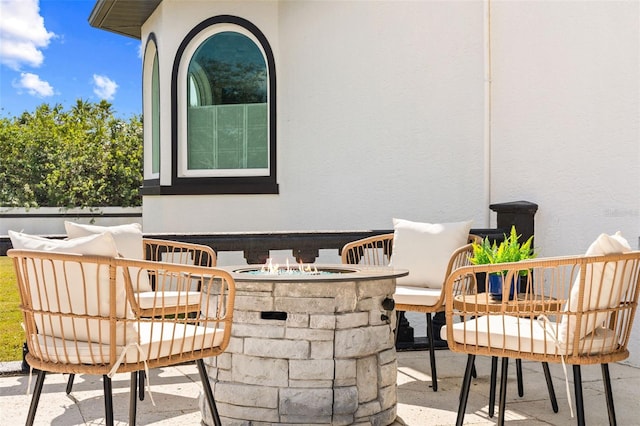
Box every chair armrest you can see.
[341,233,394,265]
[143,238,217,267]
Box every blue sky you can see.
[0,0,142,118]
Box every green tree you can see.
[0,100,142,208]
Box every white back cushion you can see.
[65,221,143,259]
[10,230,118,256]
[64,221,152,292]
[9,231,137,347]
[559,232,632,345]
[390,219,472,288]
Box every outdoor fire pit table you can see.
[201,263,407,425]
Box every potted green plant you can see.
[469,226,537,300]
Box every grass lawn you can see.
[0,256,23,362]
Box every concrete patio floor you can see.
[1,349,638,425]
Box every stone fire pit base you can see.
[200,265,405,425]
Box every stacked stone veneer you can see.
[201,271,399,425]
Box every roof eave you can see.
[89,0,161,40]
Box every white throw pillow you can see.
[65,221,143,259]
[558,232,632,346]
[10,229,118,256]
[64,221,152,292]
[9,231,137,346]
[389,219,472,288]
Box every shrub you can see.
[0,100,142,208]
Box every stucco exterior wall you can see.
[141,0,639,257]
[490,1,640,257]
[141,0,487,236]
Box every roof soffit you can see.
[89,0,162,39]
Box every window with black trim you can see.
[151,50,160,174]
[186,31,267,175]
[142,35,160,184]
[169,16,277,195]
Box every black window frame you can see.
[141,15,278,195]
[142,33,161,190]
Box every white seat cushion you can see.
[34,322,225,364]
[389,218,472,288]
[131,322,225,362]
[394,285,442,307]
[136,291,202,311]
[444,315,618,356]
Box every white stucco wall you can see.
[140,0,640,253]
[141,0,487,234]
[490,1,640,256]
[141,2,639,248]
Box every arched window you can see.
[151,50,160,174]
[143,35,161,182]
[171,16,277,194]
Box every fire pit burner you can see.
[235,258,358,276]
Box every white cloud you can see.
[92,74,118,100]
[0,0,56,70]
[137,41,145,59]
[12,72,54,97]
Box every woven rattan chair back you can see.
[341,233,479,392]
[64,238,219,397]
[9,248,235,426]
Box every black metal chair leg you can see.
[573,364,585,426]
[26,370,47,426]
[602,363,617,426]
[138,370,145,401]
[542,362,558,413]
[197,358,222,426]
[103,375,114,426]
[129,372,138,426]
[462,315,477,379]
[498,357,509,426]
[456,354,476,426]
[426,313,438,392]
[516,358,524,397]
[65,373,75,394]
[488,356,498,417]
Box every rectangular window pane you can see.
[187,103,267,171]
[217,105,244,169]
[187,106,215,169]
[247,104,268,168]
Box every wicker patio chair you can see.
[341,231,479,392]
[65,234,217,398]
[443,240,640,426]
[9,247,235,426]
